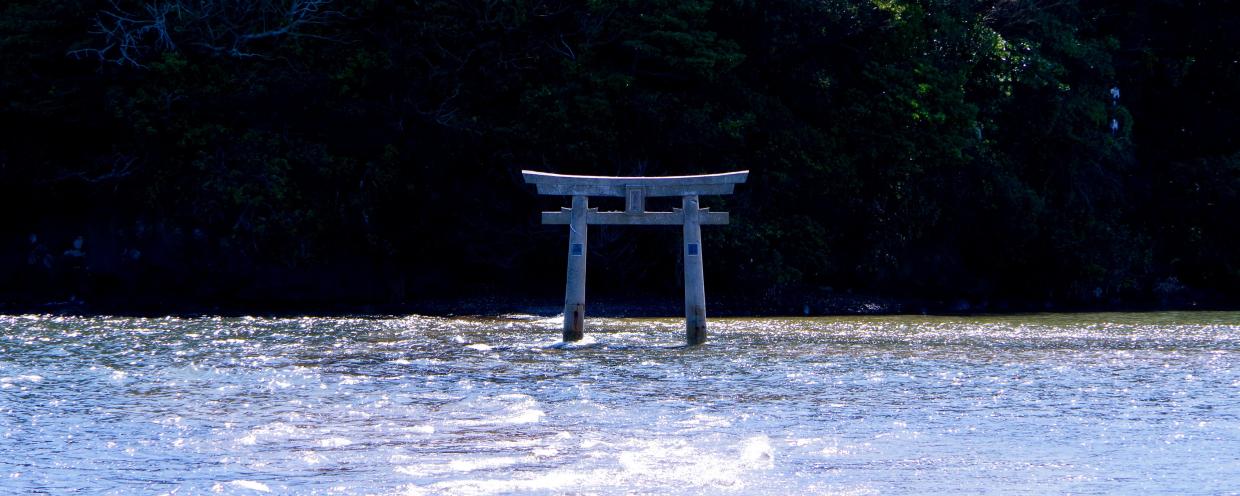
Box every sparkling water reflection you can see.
[1,313,1238,494]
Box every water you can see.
[1,312,1238,495]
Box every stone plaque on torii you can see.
[523,169,748,345]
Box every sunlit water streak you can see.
[1,312,1238,494]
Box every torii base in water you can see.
[523,170,748,345]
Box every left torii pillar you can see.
[563,195,588,341]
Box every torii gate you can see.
[523,170,748,345]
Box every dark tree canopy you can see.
[2,0,1238,312]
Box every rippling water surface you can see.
[1,312,1238,494]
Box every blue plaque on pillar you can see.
[571,243,584,256]
[687,243,700,256]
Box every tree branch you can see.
[71,0,342,66]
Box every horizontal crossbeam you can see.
[523,170,748,197]
[541,208,729,225]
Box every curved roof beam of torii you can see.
[521,170,748,197]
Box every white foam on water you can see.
[390,484,432,496]
[490,438,541,448]
[740,435,775,468]
[226,480,271,492]
[0,375,42,384]
[410,436,773,495]
[318,437,352,448]
[504,408,545,424]
[543,334,600,350]
[533,314,566,327]
[266,379,292,389]
[497,313,543,321]
[614,438,747,489]
[405,424,435,434]
[389,434,776,494]
[389,454,416,464]
[465,343,493,351]
[395,456,522,477]
[449,457,521,472]
[497,394,545,424]
[0,374,43,389]
[682,413,732,428]
[300,451,326,465]
[821,443,851,457]
[445,394,547,427]
[235,422,297,446]
[420,469,605,495]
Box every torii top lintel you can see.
[521,170,748,197]
[523,169,748,226]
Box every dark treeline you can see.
[2,0,1238,313]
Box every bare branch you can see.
[548,34,576,61]
[46,155,140,185]
[71,0,343,66]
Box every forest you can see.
[1,0,1238,313]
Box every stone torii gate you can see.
[523,170,748,345]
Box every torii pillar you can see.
[523,170,748,345]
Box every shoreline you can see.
[2,290,1233,318]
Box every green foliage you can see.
[2,0,1238,306]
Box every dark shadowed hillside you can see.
[2,0,1237,313]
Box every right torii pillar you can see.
[523,170,748,345]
